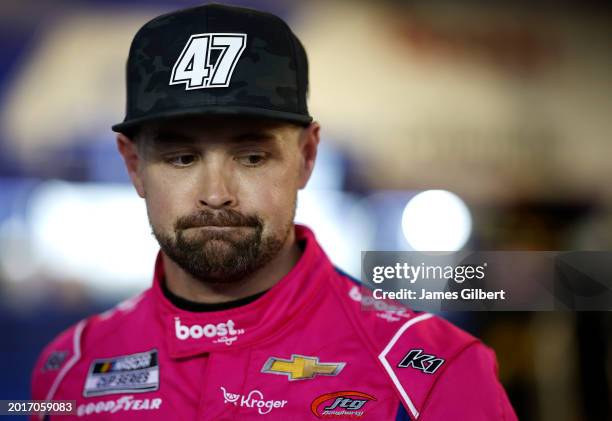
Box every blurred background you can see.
[1,0,611,419]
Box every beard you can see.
[152,208,293,284]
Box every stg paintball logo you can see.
[174,317,245,346]
[398,349,445,374]
[311,391,377,418]
[220,387,288,415]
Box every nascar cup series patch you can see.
[83,350,159,397]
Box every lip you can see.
[185,226,250,230]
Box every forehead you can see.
[137,115,301,145]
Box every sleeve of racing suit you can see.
[418,342,518,421]
[30,320,86,421]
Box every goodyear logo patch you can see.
[83,350,159,397]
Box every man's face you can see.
[119,116,319,283]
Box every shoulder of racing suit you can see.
[329,267,516,421]
[31,291,150,405]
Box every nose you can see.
[197,160,236,210]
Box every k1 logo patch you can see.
[83,350,159,397]
[398,349,444,374]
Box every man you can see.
[32,4,517,420]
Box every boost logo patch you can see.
[174,317,245,346]
[83,350,159,397]
[311,391,377,418]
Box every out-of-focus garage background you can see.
[0,0,611,419]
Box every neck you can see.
[162,228,301,304]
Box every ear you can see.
[116,133,146,198]
[297,122,320,189]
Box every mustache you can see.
[174,209,262,230]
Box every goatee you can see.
[152,209,290,284]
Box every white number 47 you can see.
[170,33,247,90]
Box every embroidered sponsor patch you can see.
[42,350,68,372]
[397,349,445,374]
[311,391,377,418]
[174,317,245,346]
[83,350,159,397]
[349,286,410,322]
[76,395,162,416]
[261,355,345,381]
[220,387,288,415]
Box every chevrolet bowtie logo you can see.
[261,355,345,381]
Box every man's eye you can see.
[237,154,266,166]
[168,154,197,167]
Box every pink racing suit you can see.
[32,225,518,420]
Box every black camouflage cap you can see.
[112,3,312,134]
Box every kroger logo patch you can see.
[83,350,159,397]
[220,387,287,415]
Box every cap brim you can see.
[112,106,313,135]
